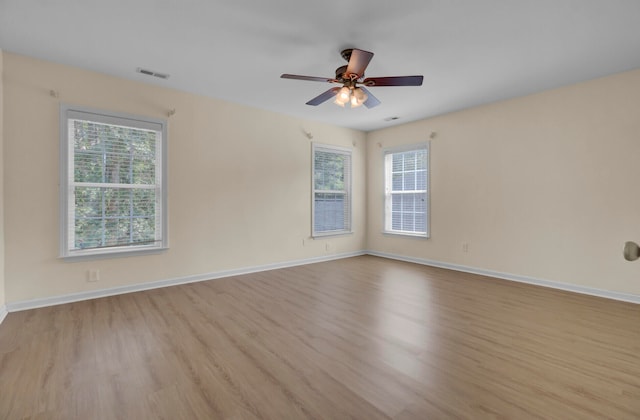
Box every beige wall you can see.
[3,52,366,303]
[0,50,5,308]
[367,69,640,296]
[3,51,639,305]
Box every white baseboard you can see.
[366,250,640,305]
[6,250,366,312]
[4,249,638,313]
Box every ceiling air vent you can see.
[136,67,170,79]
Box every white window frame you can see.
[383,142,430,238]
[312,143,353,237]
[59,104,168,260]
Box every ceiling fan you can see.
[281,48,424,109]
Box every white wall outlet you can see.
[462,243,469,253]
[87,269,99,282]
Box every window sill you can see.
[61,246,168,262]
[312,231,354,239]
[382,231,429,239]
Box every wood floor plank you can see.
[0,255,639,419]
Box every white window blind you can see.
[60,106,167,258]
[384,144,429,237]
[312,144,352,236]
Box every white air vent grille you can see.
[136,68,170,79]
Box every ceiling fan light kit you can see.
[281,48,423,109]
[334,85,368,108]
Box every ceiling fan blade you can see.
[345,49,374,79]
[363,75,424,87]
[360,87,381,109]
[281,74,335,83]
[306,87,341,106]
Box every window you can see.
[60,105,167,259]
[384,143,429,237]
[312,143,352,236]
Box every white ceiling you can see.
[2,0,640,131]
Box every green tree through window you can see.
[61,106,167,258]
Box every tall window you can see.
[384,144,429,237]
[60,105,167,258]
[312,143,352,237]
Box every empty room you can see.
[1,1,639,418]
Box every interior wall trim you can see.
[366,250,640,305]
[5,251,366,313]
[4,249,638,314]
[0,305,8,325]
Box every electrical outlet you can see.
[462,243,469,253]
[87,269,99,282]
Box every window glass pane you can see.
[75,187,102,218]
[73,187,158,248]
[74,152,104,183]
[104,153,131,184]
[73,120,156,186]
[392,173,403,191]
[415,193,426,212]
[132,189,156,217]
[402,213,415,231]
[314,151,345,191]
[74,218,101,249]
[392,212,402,230]
[404,152,416,171]
[314,192,345,231]
[105,133,130,156]
[73,121,102,152]
[128,130,156,184]
[105,218,128,247]
[416,169,426,190]
[404,171,416,190]
[415,212,426,232]
[133,217,156,243]
[392,154,403,172]
[392,194,401,212]
[402,194,415,212]
[415,150,426,170]
[102,188,132,218]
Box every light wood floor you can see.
[0,256,639,419]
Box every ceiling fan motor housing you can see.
[335,65,349,81]
[338,49,363,81]
[340,49,354,62]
